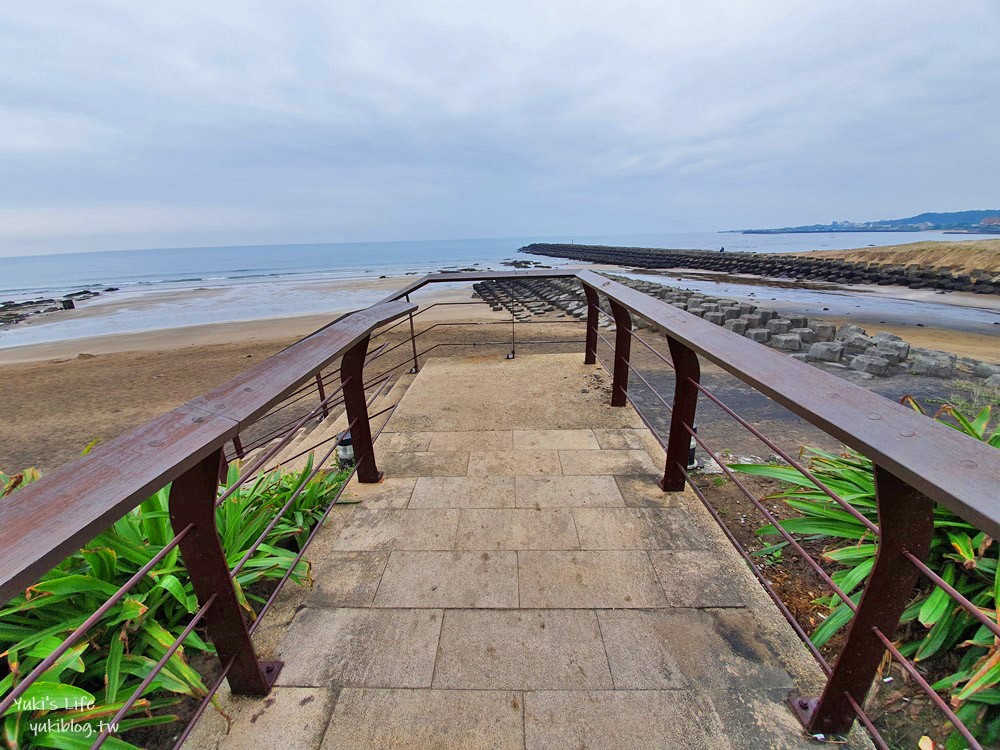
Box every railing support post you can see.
[340,334,384,483]
[405,294,420,373]
[583,285,599,365]
[169,448,281,695]
[791,466,934,734]
[316,372,329,418]
[659,337,700,492]
[607,299,632,406]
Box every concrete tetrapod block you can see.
[807,342,844,363]
[810,321,836,342]
[770,333,802,351]
[789,327,816,344]
[744,328,770,343]
[835,323,867,341]
[911,354,956,378]
[765,319,791,334]
[849,354,890,376]
[840,332,875,352]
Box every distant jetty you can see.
[518,243,1000,295]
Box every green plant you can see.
[732,401,1000,749]
[1,458,349,749]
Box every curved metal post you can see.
[607,299,632,406]
[405,294,420,373]
[169,449,281,695]
[583,284,599,365]
[340,334,383,483]
[660,337,700,492]
[791,466,934,733]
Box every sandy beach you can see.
[2,265,997,474]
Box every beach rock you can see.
[835,323,867,341]
[766,319,792,334]
[810,322,836,342]
[740,314,763,328]
[790,327,816,344]
[745,329,770,343]
[786,316,809,329]
[807,342,844,363]
[973,362,1000,379]
[875,339,909,361]
[850,354,890,376]
[841,332,875,352]
[723,319,748,335]
[772,333,802,351]
[866,346,901,365]
[704,311,727,325]
[790,353,810,362]
[986,374,1000,388]
[872,331,903,344]
[911,354,955,378]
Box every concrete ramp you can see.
[191,352,848,749]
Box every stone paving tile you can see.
[187,686,336,750]
[321,689,525,750]
[512,429,600,449]
[307,551,390,607]
[592,428,645,450]
[332,509,459,551]
[701,688,817,749]
[339,477,415,509]
[276,607,442,687]
[428,430,514,451]
[467,449,562,476]
[518,551,668,608]
[378,431,432,452]
[559,449,659,476]
[597,609,793,690]
[613,474,683,507]
[378,450,469,477]
[373,551,518,608]
[409,476,515,508]
[649,550,748,607]
[572,508,709,550]
[514,475,625,508]
[524,691,724,749]
[456,509,579,550]
[433,609,612,689]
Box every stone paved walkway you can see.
[192,353,844,749]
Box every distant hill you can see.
[738,210,1000,234]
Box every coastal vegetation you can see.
[0,459,349,749]
[796,238,1000,275]
[733,401,1000,748]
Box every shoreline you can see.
[0,283,502,364]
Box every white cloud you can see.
[0,0,998,254]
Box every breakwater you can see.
[519,244,1000,295]
[471,274,1000,385]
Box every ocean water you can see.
[0,231,995,348]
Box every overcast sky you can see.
[2,1,999,257]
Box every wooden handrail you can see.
[0,300,414,602]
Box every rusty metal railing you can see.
[2,268,998,748]
[569,270,998,748]
[0,300,414,747]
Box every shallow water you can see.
[1,230,996,347]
